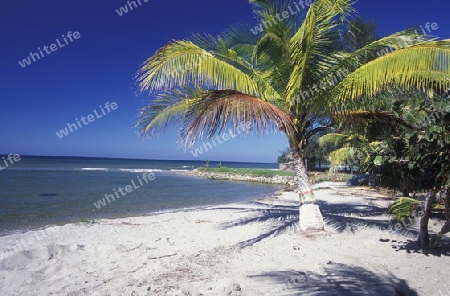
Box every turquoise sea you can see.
[0,156,282,236]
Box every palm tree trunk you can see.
[418,189,437,248]
[402,169,410,197]
[445,187,450,221]
[292,150,324,232]
[293,153,314,204]
[430,187,450,248]
[430,219,450,248]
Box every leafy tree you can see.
[388,119,450,248]
[346,96,450,248]
[277,148,292,164]
[136,0,450,231]
[403,108,450,248]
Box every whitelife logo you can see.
[18,31,81,68]
[115,0,149,16]
[250,0,313,35]
[376,22,439,58]
[0,154,21,170]
[93,172,155,209]
[56,102,118,139]
[190,122,252,157]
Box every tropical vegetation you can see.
[321,90,450,247]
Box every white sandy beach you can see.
[1,182,449,296]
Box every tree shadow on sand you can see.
[215,196,450,255]
[249,263,420,296]
[215,201,300,248]
[382,237,450,257]
[215,198,414,248]
[320,200,390,232]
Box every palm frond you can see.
[137,40,258,96]
[319,132,367,147]
[328,146,355,167]
[179,90,295,147]
[333,41,450,108]
[318,133,350,147]
[323,31,429,86]
[286,0,356,106]
[355,30,430,60]
[248,1,299,102]
[249,0,275,13]
[136,88,204,137]
[219,23,259,56]
[253,31,291,100]
[388,197,420,222]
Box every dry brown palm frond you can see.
[180,89,295,147]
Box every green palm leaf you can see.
[333,41,450,108]
[136,88,203,136]
[319,133,367,147]
[287,0,355,106]
[319,133,350,147]
[328,147,355,167]
[388,197,420,222]
[137,40,258,96]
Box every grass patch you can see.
[75,218,98,225]
[197,167,295,177]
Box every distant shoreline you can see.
[182,168,296,186]
[182,168,352,187]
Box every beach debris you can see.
[127,243,143,251]
[195,220,214,223]
[148,253,178,260]
[226,282,242,295]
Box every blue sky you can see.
[1,0,449,163]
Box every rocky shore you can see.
[182,169,296,186]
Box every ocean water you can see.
[0,156,282,236]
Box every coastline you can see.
[181,169,296,186]
[181,168,351,187]
[1,182,449,295]
[0,165,284,237]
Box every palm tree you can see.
[136,0,450,231]
[319,131,372,174]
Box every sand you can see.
[1,182,449,296]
